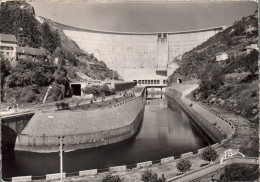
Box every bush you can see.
[55,103,60,110]
[202,146,218,164]
[26,91,36,103]
[82,85,100,96]
[102,174,122,182]
[141,170,166,182]
[176,159,191,174]
[6,58,56,88]
[60,102,69,110]
[99,84,110,96]
[221,164,259,181]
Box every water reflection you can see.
[2,93,213,179]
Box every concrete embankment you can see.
[15,89,146,153]
[165,85,228,143]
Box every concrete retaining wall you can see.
[165,88,223,143]
[161,156,175,164]
[110,165,127,172]
[15,89,146,153]
[181,152,193,158]
[137,161,152,168]
[12,176,32,182]
[79,169,97,176]
[46,173,65,180]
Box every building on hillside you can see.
[0,33,17,62]
[16,47,46,60]
[246,44,258,54]
[216,53,228,62]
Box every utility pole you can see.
[59,136,64,182]
[43,85,52,104]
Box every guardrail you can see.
[4,155,257,182]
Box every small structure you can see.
[124,68,168,87]
[16,47,46,60]
[0,33,17,63]
[216,53,228,62]
[246,44,258,54]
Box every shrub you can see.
[141,170,166,182]
[102,174,122,182]
[60,102,66,109]
[202,146,218,164]
[64,103,69,109]
[251,90,257,97]
[176,159,191,174]
[82,85,100,96]
[99,84,110,96]
[221,164,259,181]
[26,92,36,103]
[59,102,69,110]
[55,103,60,110]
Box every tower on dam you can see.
[61,25,224,85]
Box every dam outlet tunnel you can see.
[1,114,33,151]
[2,125,17,152]
[71,83,82,96]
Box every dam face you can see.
[62,26,223,82]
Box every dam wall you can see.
[62,26,223,77]
[15,89,146,153]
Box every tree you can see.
[221,164,259,182]
[0,2,42,48]
[42,22,57,53]
[102,174,122,182]
[202,146,218,164]
[99,84,110,96]
[245,49,258,76]
[0,53,11,101]
[176,159,191,174]
[141,170,166,182]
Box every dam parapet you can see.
[14,87,146,153]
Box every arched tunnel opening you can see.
[177,78,182,83]
[2,125,17,152]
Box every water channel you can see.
[2,93,214,179]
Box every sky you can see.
[30,1,258,33]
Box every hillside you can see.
[168,10,258,122]
[0,1,118,105]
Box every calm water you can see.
[2,94,213,179]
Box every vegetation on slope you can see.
[0,1,118,105]
[168,10,258,122]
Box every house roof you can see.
[0,33,17,43]
[16,47,46,56]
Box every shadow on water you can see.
[2,93,214,178]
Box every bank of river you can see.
[2,93,213,179]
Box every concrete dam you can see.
[61,24,224,83]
